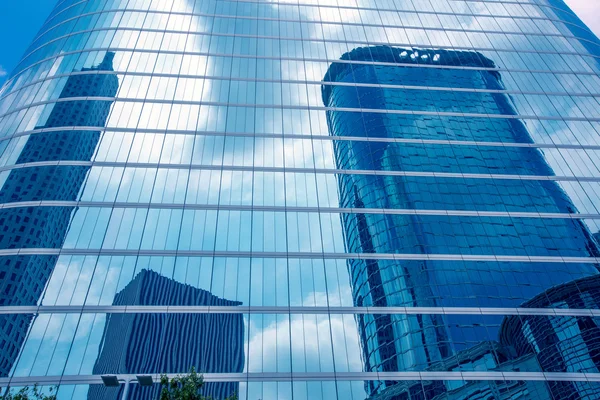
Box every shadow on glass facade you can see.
[322,46,600,399]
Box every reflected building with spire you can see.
[0,53,118,376]
[322,46,600,399]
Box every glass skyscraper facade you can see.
[0,0,600,399]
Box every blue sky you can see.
[0,0,598,86]
[0,0,56,84]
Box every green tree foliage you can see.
[158,368,237,400]
[1,385,56,400]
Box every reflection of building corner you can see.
[0,52,118,377]
[593,231,600,247]
[500,275,600,399]
[87,269,244,400]
[367,275,600,399]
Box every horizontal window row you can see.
[27,5,599,58]
[30,13,589,58]
[8,14,594,80]
[2,129,600,179]
[4,200,600,220]
[3,311,600,380]
[3,69,600,111]
[3,73,600,122]
[2,249,597,264]
[38,89,580,119]
[33,5,589,37]
[15,24,600,79]
[7,125,600,150]
[23,21,595,58]
[0,205,599,256]
[4,124,600,154]
[3,124,600,151]
[6,45,600,99]
[2,305,599,317]
[5,42,599,94]
[41,0,586,28]
[41,0,589,35]
[7,159,600,183]
[4,164,600,215]
[4,74,600,119]
[6,377,600,400]
[1,254,598,309]
[50,0,582,16]
[5,103,600,147]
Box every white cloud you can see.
[564,0,600,36]
[0,65,7,77]
[246,309,365,399]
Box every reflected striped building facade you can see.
[0,0,600,399]
[88,269,244,400]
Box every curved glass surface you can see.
[1,0,600,399]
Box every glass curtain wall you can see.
[0,0,599,399]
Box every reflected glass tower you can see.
[322,46,600,398]
[0,53,118,376]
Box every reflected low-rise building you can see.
[370,343,552,399]
[500,275,600,399]
[88,269,244,400]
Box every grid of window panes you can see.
[1,0,600,399]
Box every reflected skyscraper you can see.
[322,46,600,398]
[88,269,244,400]
[0,53,118,376]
